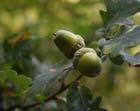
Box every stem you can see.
[5,74,82,111]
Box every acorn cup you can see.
[53,30,85,59]
[73,48,102,77]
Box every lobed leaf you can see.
[98,25,140,66]
[66,85,107,111]
[27,63,73,98]
[105,0,140,15]
[0,70,32,92]
[104,0,140,26]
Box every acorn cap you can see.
[73,48,102,77]
[53,30,85,59]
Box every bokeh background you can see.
[0,0,140,111]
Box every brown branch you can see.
[5,74,82,111]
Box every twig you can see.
[5,74,82,111]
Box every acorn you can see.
[73,48,102,77]
[53,30,85,59]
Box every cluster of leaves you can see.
[3,32,33,74]
[0,70,32,94]
[97,0,140,66]
[66,84,106,111]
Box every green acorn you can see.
[73,48,102,77]
[53,30,85,59]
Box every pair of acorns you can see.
[53,30,102,77]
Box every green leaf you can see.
[66,85,91,111]
[27,64,72,98]
[0,70,32,92]
[104,0,140,16]
[90,96,102,110]
[3,32,33,74]
[99,10,111,25]
[99,26,140,66]
[0,70,16,84]
[66,85,106,111]
[104,0,140,26]
[80,86,94,108]
[14,75,32,92]
[34,94,45,103]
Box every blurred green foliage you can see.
[0,0,103,40]
[0,0,140,111]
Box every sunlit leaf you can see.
[0,70,32,92]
